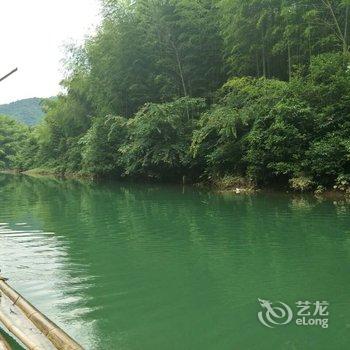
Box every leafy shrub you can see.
[0,116,29,170]
[246,98,316,183]
[80,116,127,176]
[213,175,255,192]
[192,77,288,178]
[119,97,206,179]
[289,176,314,192]
[334,174,350,192]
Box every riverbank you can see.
[3,168,350,199]
[5,168,260,194]
[21,168,96,180]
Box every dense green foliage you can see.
[219,0,350,80]
[3,0,350,192]
[0,116,31,169]
[0,98,45,126]
[192,55,350,189]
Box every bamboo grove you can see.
[2,0,350,191]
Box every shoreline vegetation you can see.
[2,169,350,200]
[1,1,350,196]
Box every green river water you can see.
[0,174,349,349]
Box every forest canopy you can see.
[2,0,350,192]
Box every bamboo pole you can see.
[0,333,12,350]
[0,307,40,350]
[0,69,18,83]
[0,276,83,350]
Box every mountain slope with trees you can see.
[0,98,45,126]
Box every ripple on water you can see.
[0,223,97,349]
[1,177,350,350]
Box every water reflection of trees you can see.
[1,174,350,349]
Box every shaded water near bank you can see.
[0,174,349,349]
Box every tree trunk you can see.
[321,0,347,53]
[288,42,292,81]
[171,40,188,98]
[344,5,349,54]
[261,31,267,78]
[170,40,190,119]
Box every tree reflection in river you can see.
[1,174,350,349]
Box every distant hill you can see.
[0,97,45,126]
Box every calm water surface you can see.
[0,174,350,349]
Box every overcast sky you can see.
[0,0,101,104]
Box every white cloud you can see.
[0,0,101,104]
